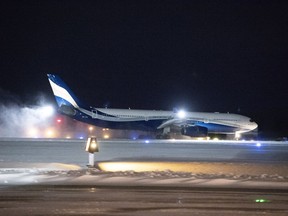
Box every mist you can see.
[0,92,55,138]
[0,89,153,139]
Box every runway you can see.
[1,138,288,178]
[1,138,288,166]
[1,138,288,215]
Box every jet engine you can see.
[58,104,76,116]
[181,126,208,137]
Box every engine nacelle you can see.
[58,104,76,116]
[181,126,208,137]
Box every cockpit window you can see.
[249,119,254,122]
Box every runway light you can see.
[86,137,99,153]
[256,142,262,147]
[89,188,96,193]
[255,199,269,203]
[145,140,150,144]
[91,142,97,149]
[45,128,55,138]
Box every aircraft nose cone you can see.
[252,122,258,130]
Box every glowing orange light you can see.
[45,128,55,138]
[103,134,110,139]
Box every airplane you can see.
[47,74,258,139]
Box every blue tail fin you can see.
[47,74,87,109]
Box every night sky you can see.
[0,0,288,137]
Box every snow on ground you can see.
[1,162,288,189]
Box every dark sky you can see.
[0,0,288,136]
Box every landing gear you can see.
[235,132,241,140]
[155,127,171,139]
[156,127,171,139]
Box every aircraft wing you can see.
[157,118,200,129]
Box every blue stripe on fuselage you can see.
[73,109,163,130]
[196,122,238,133]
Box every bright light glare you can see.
[27,127,38,137]
[91,142,97,149]
[40,105,54,118]
[177,110,186,119]
[256,142,262,147]
[255,199,269,203]
[145,140,150,143]
[45,128,55,137]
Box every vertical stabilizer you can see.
[47,74,86,109]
